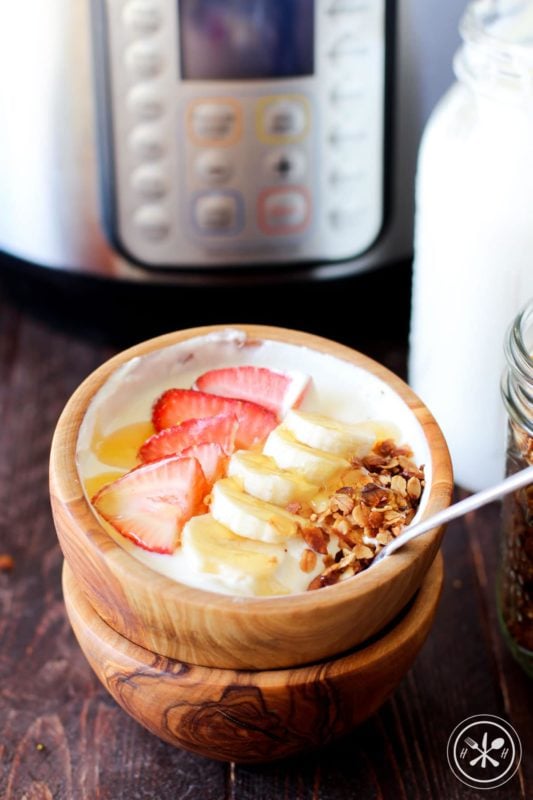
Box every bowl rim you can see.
[50,323,453,616]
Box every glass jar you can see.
[499,299,533,676]
[409,0,533,492]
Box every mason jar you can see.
[499,299,533,676]
[409,0,533,492]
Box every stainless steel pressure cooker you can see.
[0,0,466,283]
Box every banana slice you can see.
[283,409,376,457]
[181,513,286,595]
[228,450,318,506]
[263,426,349,484]
[210,477,306,543]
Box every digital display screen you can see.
[179,0,315,80]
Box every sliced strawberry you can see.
[180,442,228,485]
[194,366,310,417]
[152,388,277,449]
[152,389,230,431]
[138,413,238,463]
[92,456,208,554]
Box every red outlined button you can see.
[258,187,311,236]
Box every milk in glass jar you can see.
[409,0,533,492]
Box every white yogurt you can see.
[77,329,431,596]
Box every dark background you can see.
[0,252,412,367]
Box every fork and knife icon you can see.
[465,733,506,767]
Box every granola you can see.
[500,422,533,654]
[296,439,425,590]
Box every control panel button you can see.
[265,102,306,137]
[134,206,170,240]
[257,96,309,143]
[328,35,365,63]
[329,164,366,184]
[329,126,366,147]
[327,0,369,14]
[258,188,310,235]
[123,1,162,35]
[329,168,366,200]
[195,150,234,185]
[131,165,168,200]
[330,82,364,106]
[329,206,364,230]
[125,42,163,79]
[129,127,165,161]
[188,100,242,146]
[193,192,243,234]
[264,149,306,183]
[127,85,164,121]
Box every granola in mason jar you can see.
[499,422,533,655]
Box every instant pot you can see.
[0,0,465,284]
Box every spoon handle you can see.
[373,464,533,563]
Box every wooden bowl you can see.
[50,324,453,670]
[63,552,444,763]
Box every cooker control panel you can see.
[97,0,388,269]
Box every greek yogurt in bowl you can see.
[76,327,430,597]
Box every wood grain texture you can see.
[62,553,444,764]
[49,324,453,669]
[1,260,530,799]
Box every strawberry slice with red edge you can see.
[180,442,228,485]
[194,365,310,418]
[152,389,277,449]
[91,455,208,554]
[138,413,238,463]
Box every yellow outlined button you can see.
[187,98,243,147]
[256,95,310,145]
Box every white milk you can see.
[409,0,533,492]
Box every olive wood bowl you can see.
[50,324,453,670]
[63,552,444,763]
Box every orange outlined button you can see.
[187,98,242,147]
[258,186,311,236]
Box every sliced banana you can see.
[181,513,286,595]
[263,426,349,484]
[228,450,318,506]
[210,477,306,543]
[283,409,376,457]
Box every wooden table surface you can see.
[0,258,531,800]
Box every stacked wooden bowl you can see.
[50,325,453,762]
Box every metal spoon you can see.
[373,464,533,566]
